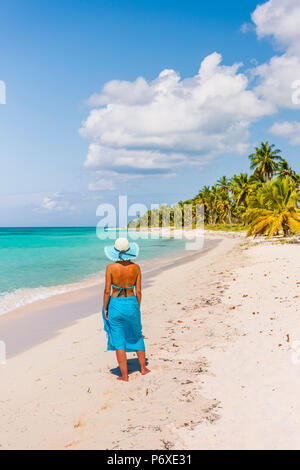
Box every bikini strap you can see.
[111,284,136,297]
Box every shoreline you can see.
[3,226,289,319]
[0,228,204,318]
[0,233,223,359]
[1,231,298,450]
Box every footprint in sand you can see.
[73,420,84,429]
[97,403,110,413]
[64,440,80,449]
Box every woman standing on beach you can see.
[102,238,150,382]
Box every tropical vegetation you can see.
[129,142,300,238]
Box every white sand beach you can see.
[0,232,299,450]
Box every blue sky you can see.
[0,0,299,226]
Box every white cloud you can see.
[88,178,116,191]
[251,0,300,109]
[252,0,300,53]
[270,121,300,145]
[254,54,300,109]
[41,197,59,211]
[240,22,255,34]
[84,143,185,175]
[87,77,155,106]
[40,195,75,212]
[80,52,274,186]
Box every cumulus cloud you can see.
[252,0,300,53]
[254,54,300,109]
[80,52,274,187]
[270,121,300,145]
[84,144,185,175]
[251,0,300,109]
[87,77,155,106]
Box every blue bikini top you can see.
[111,284,135,297]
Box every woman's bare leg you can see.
[116,349,128,381]
[136,350,151,375]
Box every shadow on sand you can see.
[109,357,149,377]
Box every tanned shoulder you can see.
[134,263,141,273]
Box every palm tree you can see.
[231,173,250,207]
[246,177,300,238]
[172,201,185,228]
[231,173,252,224]
[276,158,299,182]
[132,141,298,233]
[249,142,282,181]
[231,173,264,222]
[216,190,232,224]
[195,186,213,224]
[210,185,220,224]
[217,176,231,194]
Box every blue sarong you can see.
[102,295,145,352]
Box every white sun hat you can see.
[104,237,139,262]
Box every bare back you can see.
[107,261,141,297]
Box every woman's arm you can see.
[136,265,142,307]
[103,265,112,319]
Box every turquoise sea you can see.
[0,227,186,315]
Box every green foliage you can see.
[246,178,300,238]
[205,224,247,232]
[248,141,282,181]
[129,142,300,238]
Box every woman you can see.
[102,238,150,382]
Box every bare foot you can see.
[141,368,151,376]
[117,376,129,382]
